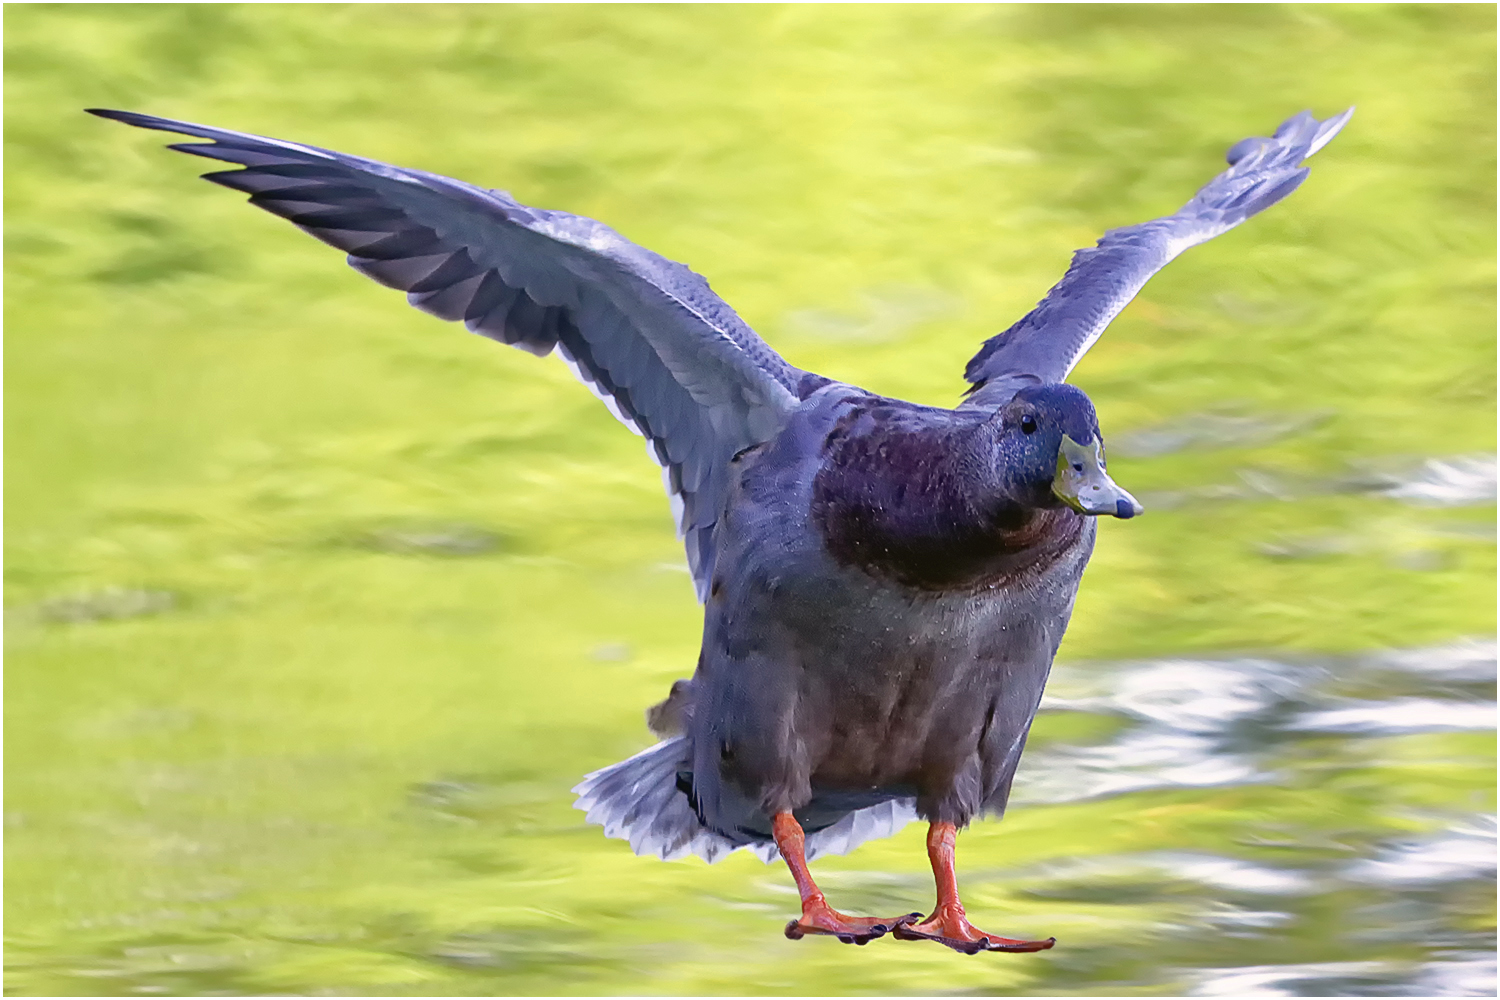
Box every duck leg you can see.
[892,822,1056,954]
[774,812,921,945]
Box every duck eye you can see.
[1020,415,1037,434]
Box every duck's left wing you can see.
[963,108,1353,406]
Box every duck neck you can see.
[811,415,1081,592]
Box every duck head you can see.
[990,384,1142,519]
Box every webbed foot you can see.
[891,903,1055,954]
[784,905,922,945]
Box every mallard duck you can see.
[90,105,1352,953]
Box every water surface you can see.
[6,5,1495,995]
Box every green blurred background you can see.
[5,4,1495,995]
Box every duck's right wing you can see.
[90,109,819,599]
[962,108,1354,407]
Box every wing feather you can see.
[964,108,1353,406]
[90,108,810,599]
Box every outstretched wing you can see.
[89,109,812,600]
[963,108,1354,406]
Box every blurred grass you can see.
[5,4,1495,995]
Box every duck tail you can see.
[572,738,750,864]
[573,739,922,866]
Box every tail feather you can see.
[803,798,918,860]
[573,739,918,864]
[574,738,745,863]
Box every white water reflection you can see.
[1294,699,1496,733]
[1191,959,1408,997]
[1015,730,1263,803]
[1044,656,1303,731]
[1368,455,1498,507]
[1019,639,1496,808]
[1411,954,1500,997]
[1034,850,1314,896]
[1372,637,1498,681]
[1343,817,1497,887]
[1191,954,1498,998]
[1011,639,1496,997]
[1140,453,1499,510]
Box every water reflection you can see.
[6,635,1492,996]
[1191,956,1497,998]
[1021,640,1494,807]
[1351,456,1498,507]
[1139,453,1498,510]
[1008,639,1496,996]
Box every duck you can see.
[88,105,1352,954]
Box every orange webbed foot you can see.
[784,901,922,946]
[891,903,1055,954]
[773,810,923,946]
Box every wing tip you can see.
[86,107,168,130]
[1305,105,1356,158]
[1227,106,1355,168]
[87,107,221,144]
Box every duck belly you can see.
[691,523,1093,833]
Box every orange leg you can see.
[774,812,921,945]
[892,822,1056,954]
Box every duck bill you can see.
[1052,435,1144,519]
